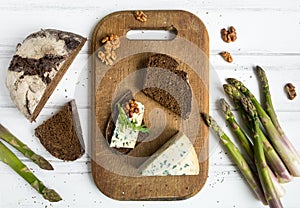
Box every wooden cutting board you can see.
[91,10,209,200]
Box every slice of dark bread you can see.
[6,29,87,122]
[143,54,192,119]
[34,100,85,161]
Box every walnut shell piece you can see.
[285,83,297,100]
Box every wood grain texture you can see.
[91,10,209,200]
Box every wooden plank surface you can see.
[91,10,209,200]
[0,0,300,207]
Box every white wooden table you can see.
[1,0,300,207]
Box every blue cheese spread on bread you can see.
[110,100,145,149]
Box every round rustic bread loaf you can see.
[6,29,86,122]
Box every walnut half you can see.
[221,26,237,43]
[220,51,233,63]
[285,83,297,100]
[134,11,147,22]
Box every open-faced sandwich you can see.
[106,90,149,154]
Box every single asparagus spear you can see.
[202,114,267,205]
[220,98,286,197]
[256,65,300,157]
[223,84,292,183]
[0,141,61,202]
[220,98,253,159]
[227,78,300,176]
[0,123,53,170]
[240,96,283,208]
[256,65,283,134]
[267,166,286,198]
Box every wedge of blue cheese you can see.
[138,131,199,176]
[110,101,144,148]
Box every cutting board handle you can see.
[126,27,178,41]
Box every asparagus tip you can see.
[255,65,265,76]
[220,98,231,115]
[43,188,62,202]
[225,78,231,82]
[226,78,236,83]
[240,96,256,117]
[256,65,263,70]
[223,84,242,101]
[39,160,54,170]
[32,154,53,170]
[226,78,243,88]
[223,84,232,95]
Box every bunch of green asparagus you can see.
[203,66,300,208]
[0,123,62,202]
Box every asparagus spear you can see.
[240,96,283,208]
[223,84,292,183]
[256,65,300,157]
[202,114,267,205]
[0,141,62,202]
[267,165,286,198]
[220,98,286,197]
[227,78,300,176]
[0,123,53,170]
[220,98,253,159]
[255,66,282,133]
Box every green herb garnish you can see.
[117,103,149,133]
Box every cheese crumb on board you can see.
[138,131,199,176]
[110,101,145,149]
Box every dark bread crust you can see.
[26,29,82,51]
[143,54,192,119]
[34,100,85,161]
[147,53,179,71]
